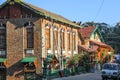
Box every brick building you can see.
[0,0,80,80]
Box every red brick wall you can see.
[6,20,24,80]
[6,18,42,80]
[0,5,9,19]
[9,4,21,18]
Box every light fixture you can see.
[54,25,58,31]
[45,23,51,28]
[67,30,71,33]
[72,32,75,35]
[61,28,64,32]
[27,21,33,28]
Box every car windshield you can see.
[103,64,118,70]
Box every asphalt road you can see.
[52,71,102,80]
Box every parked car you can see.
[101,63,120,80]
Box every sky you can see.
[0,0,120,26]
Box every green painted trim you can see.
[18,2,80,28]
[21,57,37,62]
[98,28,104,42]
[0,58,6,62]
[90,26,98,38]
[90,26,104,42]
[0,1,81,28]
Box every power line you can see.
[93,0,104,21]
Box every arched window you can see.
[72,32,76,50]
[45,23,51,49]
[26,21,34,48]
[0,23,6,49]
[60,28,65,50]
[53,26,58,50]
[67,30,70,50]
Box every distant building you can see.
[78,26,114,69]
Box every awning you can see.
[0,58,7,67]
[0,58,6,62]
[21,57,37,63]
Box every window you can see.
[26,22,34,48]
[0,24,6,50]
[73,33,76,50]
[60,29,65,50]
[67,31,70,50]
[62,30,65,49]
[53,28,58,50]
[46,27,51,49]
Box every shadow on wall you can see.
[7,60,24,78]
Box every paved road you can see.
[52,71,102,80]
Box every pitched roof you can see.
[79,26,96,39]
[80,45,96,53]
[90,40,114,51]
[0,1,80,28]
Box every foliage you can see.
[81,21,95,26]
[69,52,90,67]
[15,0,23,2]
[70,54,84,65]
[7,0,23,5]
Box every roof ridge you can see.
[19,1,81,28]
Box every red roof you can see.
[79,26,96,39]
[90,40,114,51]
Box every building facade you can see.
[0,0,80,80]
[79,26,114,70]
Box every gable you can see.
[0,4,9,19]
[0,1,80,28]
[90,26,104,42]
[0,2,39,19]
[79,26,96,39]
[90,32,101,42]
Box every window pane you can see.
[0,29,6,49]
[46,28,50,48]
[27,28,34,48]
[67,33,70,50]
[54,31,58,50]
